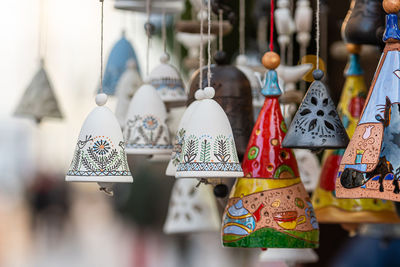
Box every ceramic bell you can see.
[222,53,319,248]
[163,178,220,234]
[294,149,320,192]
[66,94,133,194]
[188,51,254,159]
[14,61,63,123]
[337,5,400,202]
[313,44,400,223]
[149,53,187,107]
[123,83,173,155]
[102,35,140,95]
[175,87,243,178]
[114,0,184,13]
[115,59,143,127]
[259,248,318,265]
[236,55,263,109]
[282,69,349,150]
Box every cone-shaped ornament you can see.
[14,63,63,123]
[123,83,173,155]
[337,7,400,202]
[282,69,349,149]
[222,52,319,248]
[163,178,220,234]
[259,248,318,265]
[313,45,400,223]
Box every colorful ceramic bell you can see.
[115,59,143,127]
[282,69,349,150]
[114,0,184,13]
[66,94,133,194]
[175,87,243,178]
[337,5,400,202]
[313,44,400,223]
[102,35,140,95]
[259,248,318,265]
[163,178,220,234]
[236,55,263,109]
[149,53,187,107]
[123,83,173,155]
[14,61,63,123]
[221,52,319,248]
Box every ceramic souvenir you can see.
[149,53,187,107]
[274,0,296,59]
[295,0,313,56]
[294,149,320,192]
[175,87,243,178]
[102,35,140,95]
[222,52,319,248]
[236,55,263,109]
[313,44,400,223]
[66,94,133,193]
[188,52,254,159]
[163,178,220,234]
[259,248,318,264]
[276,64,313,92]
[14,62,63,123]
[114,0,184,14]
[337,5,400,202]
[115,59,143,127]
[123,83,173,155]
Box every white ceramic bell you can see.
[115,59,143,127]
[123,83,173,155]
[149,53,187,106]
[274,0,296,55]
[259,248,318,265]
[236,55,263,108]
[175,88,243,178]
[114,0,184,14]
[163,178,220,234]
[66,94,133,193]
[294,149,320,192]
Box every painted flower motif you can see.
[93,140,111,155]
[143,116,158,130]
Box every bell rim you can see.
[65,175,133,183]
[175,171,244,179]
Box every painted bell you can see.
[66,94,133,193]
[313,44,400,223]
[282,69,349,149]
[14,62,63,123]
[337,7,400,202]
[163,178,220,234]
[259,248,318,265]
[149,53,187,107]
[114,0,184,14]
[175,87,243,178]
[221,52,319,248]
[123,83,173,155]
[236,55,263,109]
[188,52,254,159]
[115,59,143,127]
[102,35,140,95]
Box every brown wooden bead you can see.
[346,43,362,54]
[262,51,281,70]
[383,0,400,14]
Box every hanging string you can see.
[161,0,167,53]
[239,0,245,55]
[315,0,320,70]
[100,0,104,93]
[199,1,204,90]
[269,0,274,51]
[207,0,212,87]
[146,0,152,77]
[218,9,223,51]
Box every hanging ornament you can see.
[114,0,184,14]
[313,44,400,223]
[274,0,295,64]
[163,178,220,234]
[337,3,400,202]
[115,59,143,127]
[259,248,318,265]
[295,0,313,61]
[221,51,319,248]
[294,149,320,192]
[66,0,132,195]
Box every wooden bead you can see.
[346,44,362,54]
[383,0,400,14]
[262,51,281,70]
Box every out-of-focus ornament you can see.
[236,55,263,109]
[313,44,400,223]
[294,149,320,192]
[115,59,143,127]
[295,0,313,58]
[259,248,318,265]
[337,5,400,202]
[274,0,296,63]
[163,178,220,234]
[222,52,319,248]
[114,0,184,13]
[14,61,63,123]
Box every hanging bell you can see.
[14,60,63,123]
[123,83,173,155]
[337,5,400,202]
[222,52,319,248]
[114,0,184,14]
[188,51,254,159]
[294,149,320,192]
[282,69,349,150]
[313,44,400,223]
[66,94,133,195]
[259,248,318,265]
[163,178,220,234]
[149,53,187,107]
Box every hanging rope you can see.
[146,0,152,76]
[218,9,223,51]
[100,0,104,93]
[315,0,320,70]
[207,0,212,87]
[239,0,245,55]
[269,0,274,51]
[162,0,167,53]
[199,1,204,90]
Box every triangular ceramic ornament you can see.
[222,52,319,249]
[149,54,187,107]
[114,0,184,14]
[337,8,400,202]
[123,83,173,155]
[259,248,318,265]
[14,63,63,123]
[66,94,133,193]
[115,59,143,127]
[163,178,220,234]
[175,87,243,178]
[282,69,349,149]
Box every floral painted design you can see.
[143,116,158,130]
[93,140,111,155]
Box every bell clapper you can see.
[98,182,115,196]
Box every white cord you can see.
[315,0,320,70]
